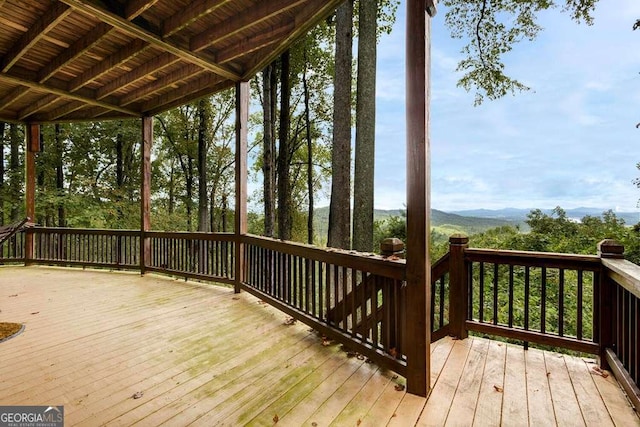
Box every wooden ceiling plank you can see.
[146,79,233,116]
[162,0,232,37]
[217,20,295,64]
[141,72,222,112]
[45,100,86,120]
[59,0,241,81]
[243,0,344,79]
[0,68,139,116]
[96,52,180,100]
[125,0,161,19]
[190,0,306,52]
[119,64,203,106]
[18,94,60,120]
[68,39,150,92]
[38,22,113,83]
[0,86,30,110]
[1,2,73,72]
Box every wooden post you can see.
[140,116,152,274]
[405,0,436,397]
[597,239,624,369]
[234,81,249,293]
[25,123,40,264]
[449,234,469,339]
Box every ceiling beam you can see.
[59,0,241,81]
[146,79,233,116]
[37,22,112,83]
[68,39,150,92]
[243,0,344,79]
[125,0,161,19]
[162,0,232,37]
[0,67,140,116]
[1,2,73,72]
[44,100,86,121]
[190,0,306,52]
[217,20,295,64]
[18,94,60,120]
[0,86,30,110]
[119,63,203,106]
[96,52,180,100]
[141,72,222,113]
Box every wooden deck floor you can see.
[0,266,637,426]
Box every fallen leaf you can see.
[8,294,17,297]
[591,366,609,378]
[357,419,362,426]
[389,347,398,358]
[312,423,318,427]
[366,358,374,364]
[321,336,332,346]
[392,413,397,418]
[546,372,551,377]
[356,354,365,360]
[493,385,503,393]
[257,300,267,305]
[391,375,399,380]
[283,317,297,326]
[30,312,39,315]
[385,255,401,261]
[232,297,240,300]
[132,391,144,399]
[347,351,357,358]
[394,384,405,391]
[273,414,279,423]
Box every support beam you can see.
[404,0,434,397]
[58,0,241,81]
[190,0,305,51]
[140,116,152,274]
[0,86,30,110]
[234,81,249,293]
[25,123,40,263]
[125,0,161,19]
[1,3,72,72]
[162,0,233,37]
[18,94,60,121]
[119,63,202,106]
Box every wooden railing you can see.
[146,231,234,285]
[0,231,25,262]
[240,234,407,376]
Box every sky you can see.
[371,0,640,212]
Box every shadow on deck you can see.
[0,267,637,426]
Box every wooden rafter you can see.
[141,72,223,113]
[96,52,180,100]
[45,100,85,121]
[37,22,113,83]
[146,79,233,116]
[18,94,60,120]
[125,0,161,20]
[190,0,306,52]
[68,39,150,92]
[162,0,233,37]
[1,2,73,72]
[119,63,203,106]
[0,67,139,117]
[0,86,30,110]
[59,0,241,81]
[217,20,295,64]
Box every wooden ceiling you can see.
[0,0,344,123]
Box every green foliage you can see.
[443,0,599,105]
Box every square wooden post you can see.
[449,234,469,339]
[405,0,436,397]
[234,81,249,293]
[140,116,152,274]
[597,239,624,370]
[25,123,40,264]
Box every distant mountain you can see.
[313,207,518,241]
[450,207,640,225]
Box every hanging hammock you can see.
[0,218,35,247]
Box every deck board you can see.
[0,266,637,426]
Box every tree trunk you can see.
[303,48,314,245]
[0,122,4,225]
[277,51,292,241]
[55,124,65,227]
[327,0,353,249]
[353,0,377,252]
[186,155,193,231]
[115,122,124,222]
[262,64,276,237]
[9,124,20,222]
[197,98,209,232]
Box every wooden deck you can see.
[0,266,637,426]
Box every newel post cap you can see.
[380,238,404,255]
[597,239,625,259]
[449,234,469,245]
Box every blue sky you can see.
[373,0,640,212]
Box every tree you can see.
[262,63,277,237]
[443,0,599,104]
[277,50,293,241]
[327,0,354,250]
[352,0,378,252]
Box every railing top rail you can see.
[145,231,235,241]
[242,234,405,280]
[602,258,640,299]
[32,227,140,236]
[465,247,601,271]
